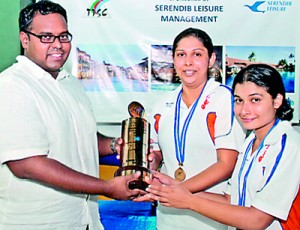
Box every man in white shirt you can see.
[0,1,142,229]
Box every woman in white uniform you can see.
[147,64,300,230]
[147,28,245,230]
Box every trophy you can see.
[114,101,151,190]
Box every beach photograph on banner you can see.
[150,45,224,91]
[76,44,149,92]
[225,46,296,93]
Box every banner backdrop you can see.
[54,0,300,123]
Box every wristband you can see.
[110,138,118,153]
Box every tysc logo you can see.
[86,0,111,17]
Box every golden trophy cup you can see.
[114,101,151,190]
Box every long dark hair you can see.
[232,64,294,121]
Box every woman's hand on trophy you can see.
[148,148,163,171]
[132,170,179,202]
[148,170,179,186]
[146,180,192,209]
[131,170,160,202]
[148,139,163,170]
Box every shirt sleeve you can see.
[214,86,245,151]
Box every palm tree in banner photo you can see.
[248,51,256,62]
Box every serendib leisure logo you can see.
[244,1,292,13]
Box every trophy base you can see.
[114,165,151,191]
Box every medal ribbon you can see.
[238,118,280,206]
[174,83,207,166]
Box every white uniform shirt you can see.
[151,79,245,230]
[0,56,103,230]
[228,120,300,230]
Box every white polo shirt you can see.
[151,79,245,230]
[228,120,300,230]
[0,56,103,230]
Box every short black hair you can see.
[19,0,67,32]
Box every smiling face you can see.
[234,81,283,139]
[20,13,71,78]
[173,36,216,89]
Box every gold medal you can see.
[174,166,186,181]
